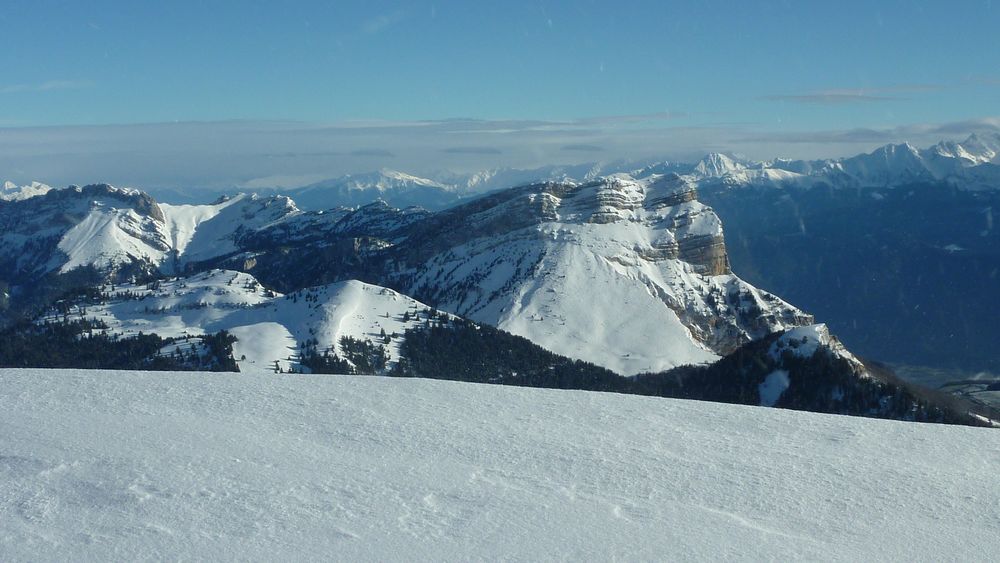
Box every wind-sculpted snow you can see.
[1,369,998,561]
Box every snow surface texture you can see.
[41,270,434,373]
[1,369,998,561]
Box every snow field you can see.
[1,368,998,561]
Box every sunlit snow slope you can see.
[2,369,998,561]
[44,270,433,373]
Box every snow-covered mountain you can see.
[693,133,1000,190]
[271,133,1000,208]
[692,153,748,178]
[159,193,299,270]
[203,173,812,374]
[379,174,812,373]
[0,184,170,281]
[0,180,53,201]
[1,174,812,375]
[6,178,997,423]
[42,269,442,373]
[434,133,1000,194]
[12,132,996,377]
[8,129,995,375]
[273,163,647,211]
[283,169,459,211]
[0,185,301,283]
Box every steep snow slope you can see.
[0,184,169,280]
[397,174,810,373]
[160,193,299,268]
[2,369,998,561]
[43,270,435,373]
[692,153,747,178]
[0,186,301,283]
[56,201,170,274]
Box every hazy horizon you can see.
[3,1,999,188]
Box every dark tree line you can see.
[0,319,238,372]
[299,336,389,375]
[384,318,994,427]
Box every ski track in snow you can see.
[1,368,998,561]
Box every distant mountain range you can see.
[2,133,999,423]
[6,133,998,211]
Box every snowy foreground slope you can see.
[2,369,998,561]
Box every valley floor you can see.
[1,368,998,561]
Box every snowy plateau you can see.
[2,368,999,561]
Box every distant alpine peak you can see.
[0,180,54,201]
[316,169,449,192]
[692,153,748,178]
[374,168,444,184]
[934,132,1000,164]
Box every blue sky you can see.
[1,0,999,187]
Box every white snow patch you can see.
[759,370,790,407]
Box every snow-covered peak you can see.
[160,192,300,268]
[284,170,455,211]
[0,184,304,282]
[769,324,862,368]
[937,132,1000,165]
[394,174,811,374]
[0,184,171,279]
[0,180,54,201]
[328,169,449,192]
[692,153,747,178]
